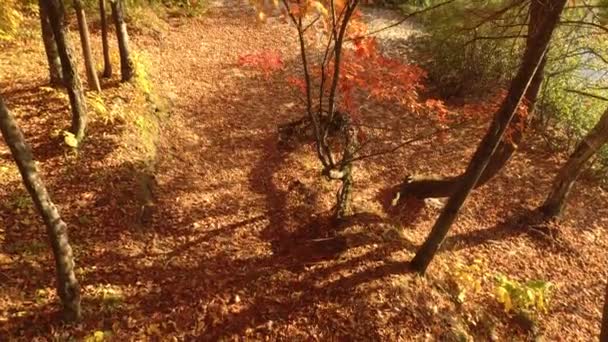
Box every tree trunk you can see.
[0,95,81,322]
[398,0,550,200]
[540,107,608,218]
[42,0,88,143]
[74,0,101,92]
[410,0,567,274]
[335,119,358,219]
[111,0,134,82]
[601,280,608,341]
[99,0,112,78]
[38,0,63,87]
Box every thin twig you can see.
[560,20,608,35]
[302,15,321,33]
[283,0,330,167]
[348,0,457,41]
[342,121,470,165]
[563,88,608,102]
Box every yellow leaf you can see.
[147,324,161,336]
[495,286,512,312]
[94,331,105,341]
[390,192,400,206]
[258,11,267,22]
[538,288,551,313]
[526,289,535,305]
[39,86,56,93]
[309,0,328,16]
[84,330,106,342]
[457,289,466,303]
[86,94,108,117]
[63,131,79,148]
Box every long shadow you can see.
[248,134,325,255]
[441,209,580,256]
[1,81,124,163]
[163,215,266,260]
[2,17,445,339]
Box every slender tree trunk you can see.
[74,0,101,92]
[38,0,63,87]
[42,0,88,143]
[111,0,134,82]
[540,107,608,218]
[397,0,550,200]
[410,0,567,274]
[99,0,112,78]
[601,280,608,341]
[0,95,81,322]
[335,120,357,219]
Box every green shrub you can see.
[406,0,608,174]
[404,0,522,99]
[537,14,608,171]
[495,274,552,316]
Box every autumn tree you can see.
[539,106,608,218]
[243,0,445,219]
[111,0,134,82]
[410,0,568,274]
[100,0,112,78]
[0,95,81,322]
[38,0,63,86]
[41,0,88,143]
[396,0,551,200]
[74,0,102,92]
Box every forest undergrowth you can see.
[1,0,607,340]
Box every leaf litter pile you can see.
[1,1,608,340]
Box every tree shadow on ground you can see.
[0,56,425,338]
[0,80,124,164]
[442,208,581,257]
[7,7,605,338]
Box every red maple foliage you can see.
[237,51,285,76]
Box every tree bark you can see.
[335,119,357,219]
[410,0,567,274]
[99,0,112,78]
[601,280,608,341]
[0,95,81,322]
[74,0,101,92]
[38,0,63,87]
[111,0,134,82]
[540,107,608,218]
[42,0,88,143]
[398,0,550,200]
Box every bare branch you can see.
[348,0,457,41]
[464,34,527,46]
[302,15,321,33]
[560,20,608,35]
[461,0,526,32]
[564,88,608,102]
[342,121,469,165]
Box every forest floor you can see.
[1,1,608,340]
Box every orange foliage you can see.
[284,37,437,122]
[461,89,529,145]
[237,51,284,76]
[244,0,451,127]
